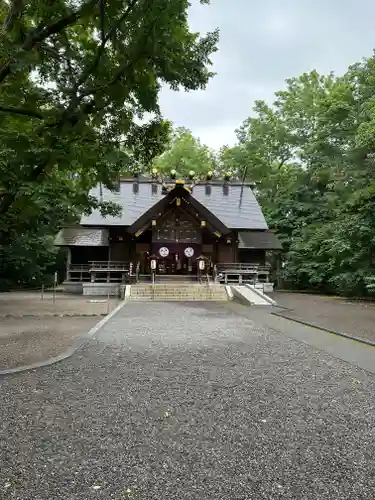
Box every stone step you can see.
[132,284,223,290]
[131,288,225,292]
[129,294,227,298]
[128,284,228,302]
[132,289,226,292]
[130,294,228,298]
[131,292,227,294]
[131,287,224,291]
[130,298,228,301]
[131,293,226,297]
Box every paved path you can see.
[1,302,375,499]
[270,292,375,344]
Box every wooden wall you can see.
[238,249,266,265]
[109,228,133,261]
[217,243,235,263]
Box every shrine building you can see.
[55,174,282,293]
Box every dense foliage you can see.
[2,0,375,296]
[220,62,375,296]
[151,127,218,176]
[152,57,375,296]
[0,0,218,288]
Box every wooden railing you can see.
[69,264,91,271]
[67,261,132,283]
[216,263,270,273]
[215,262,271,284]
[88,261,130,271]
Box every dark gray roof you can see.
[55,227,109,246]
[238,231,282,250]
[80,181,268,230]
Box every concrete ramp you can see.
[232,285,274,306]
[246,284,277,306]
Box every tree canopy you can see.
[151,127,218,177]
[0,0,218,288]
[2,1,375,297]
[220,62,375,296]
[150,58,375,297]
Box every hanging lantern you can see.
[176,197,181,206]
[197,255,206,270]
[201,220,206,227]
[149,254,158,270]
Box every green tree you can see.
[152,127,217,177]
[221,63,375,296]
[0,0,218,287]
[0,0,218,213]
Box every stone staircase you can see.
[128,283,229,301]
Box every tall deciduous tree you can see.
[221,62,375,296]
[0,0,218,286]
[152,126,217,176]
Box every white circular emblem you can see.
[159,247,169,257]
[184,247,194,258]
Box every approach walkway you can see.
[1,301,375,499]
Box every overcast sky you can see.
[158,0,375,150]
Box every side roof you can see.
[80,180,268,230]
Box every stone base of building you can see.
[82,282,120,297]
[255,282,274,293]
[61,281,84,294]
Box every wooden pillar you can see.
[233,231,239,264]
[232,232,237,263]
[66,247,71,281]
[276,251,282,289]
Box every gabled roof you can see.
[80,180,268,230]
[127,184,230,235]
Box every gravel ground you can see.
[0,292,119,370]
[0,316,100,369]
[0,291,119,317]
[270,292,375,343]
[1,301,375,499]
